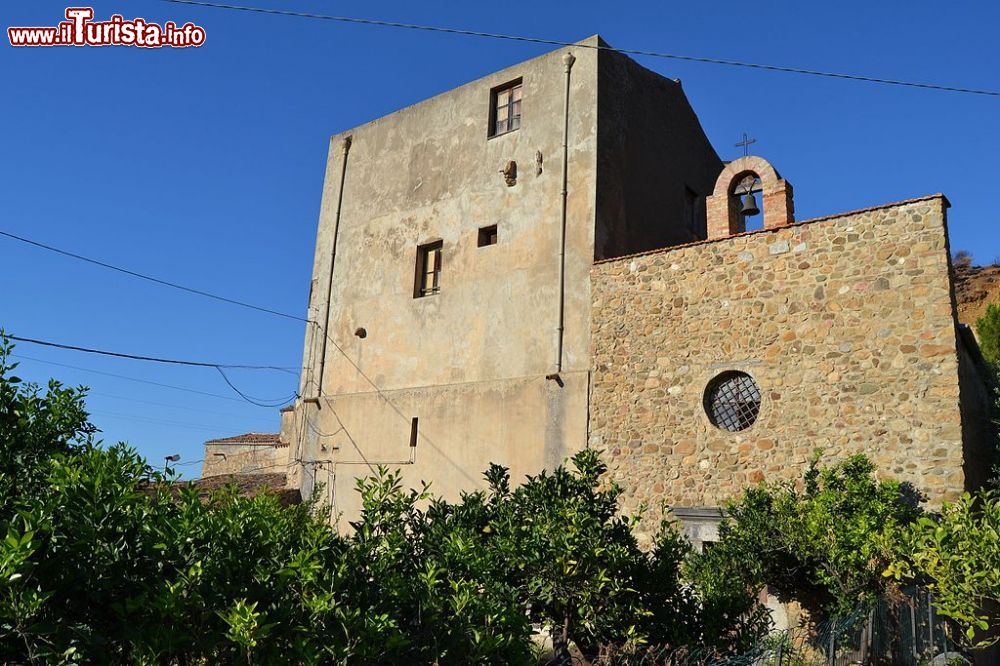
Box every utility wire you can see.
[8,336,298,407]
[215,366,297,407]
[8,334,297,372]
[311,324,411,424]
[0,229,308,323]
[11,353,265,405]
[161,0,1000,98]
[309,324,477,486]
[83,390,270,420]
[91,409,231,433]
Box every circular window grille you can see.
[704,371,762,432]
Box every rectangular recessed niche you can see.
[478,225,498,247]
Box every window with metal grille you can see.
[489,80,522,137]
[704,371,761,432]
[414,241,442,298]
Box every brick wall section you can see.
[590,195,964,527]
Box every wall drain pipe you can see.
[550,51,575,382]
[316,136,352,397]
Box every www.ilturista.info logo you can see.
[8,7,206,48]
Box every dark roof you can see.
[204,432,284,447]
[187,473,301,506]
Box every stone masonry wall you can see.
[201,443,288,478]
[590,195,964,528]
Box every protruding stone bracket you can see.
[706,156,794,240]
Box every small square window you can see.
[489,79,522,138]
[414,241,442,298]
[478,225,498,247]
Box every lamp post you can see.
[163,453,180,474]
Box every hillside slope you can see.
[954,265,1000,326]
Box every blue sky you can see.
[3,1,998,476]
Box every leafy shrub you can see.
[0,336,702,663]
[976,303,1000,369]
[888,491,1000,648]
[688,454,925,625]
[6,332,967,663]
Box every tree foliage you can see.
[0,338,717,664]
[888,491,1000,648]
[688,454,925,623]
[976,303,1000,369]
[13,331,995,662]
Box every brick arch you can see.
[706,156,794,240]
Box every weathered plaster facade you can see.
[591,195,989,531]
[282,37,721,526]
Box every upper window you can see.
[414,241,442,298]
[704,371,762,432]
[489,80,522,137]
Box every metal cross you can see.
[735,132,756,157]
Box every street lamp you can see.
[163,453,180,474]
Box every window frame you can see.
[488,78,523,138]
[414,240,443,298]
[703,371,763,432]
[477,225,499,248]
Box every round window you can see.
[704,371,762,432]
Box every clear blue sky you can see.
[3,1,998,476]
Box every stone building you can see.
[591,189,994,539]
[242,36,992,535]
[200,432,287,478]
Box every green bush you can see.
[0,336,708,664]
[687,454,925,625]
[12,331,963,663]
[976,303,1000,370]
[888,491,1000,648]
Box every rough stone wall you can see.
[590,195,966,529]
[201,443,288,478]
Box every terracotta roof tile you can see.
[187,473,301,506]
[204,432,282,447]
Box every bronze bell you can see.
[740,191,760,217]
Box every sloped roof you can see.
[188,473,301,506]
[205,432,284,447]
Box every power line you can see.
[11,353,264,405]
[7,335,298,408]
[309,324,478,486]
[311,324,411,423]
[91,409,232,433]
[215,366,297,408]
[0,229,308,323]
[87,390,272,420]
[8,334,297,372]
[160,0,1000,98]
